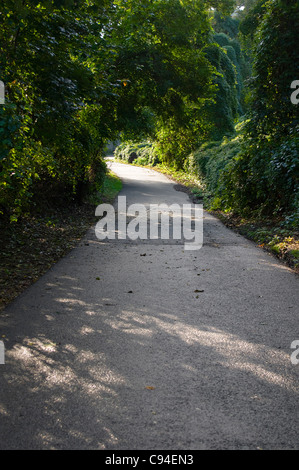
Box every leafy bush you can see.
[114,141,160,166]
[189,135,243,205]
[204,43,238,141]
[221,134,299,218]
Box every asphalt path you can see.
[0,161,298,450]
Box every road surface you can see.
[0,161,298,450]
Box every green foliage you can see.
[204,43,238,140]
[0,0,119,219]
[114,2,249,172]
[113,0,217,169]
[238,0,268,42]
[96,171,123,204]
[210,27,250,118]
[190,130,244,204]
[2,0,296,232]
[221,135,299,217]
[115,141,160,166]
[246,0,299,138]
[212,11,240,38]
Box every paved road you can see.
[0,162,298,450]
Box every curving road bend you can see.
[0,161,298,450]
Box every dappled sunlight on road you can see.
[1,190,298,449]
[102,305,298,393]
[1,261,298,450]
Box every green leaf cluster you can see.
[0,0,119,219]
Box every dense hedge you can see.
[221,135,299,222]
[114,141,160,167]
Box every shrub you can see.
[189,128,244,202]
[221,133,299,218]
[114,141,160,166]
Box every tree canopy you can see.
[0,0,298,225]
[0,0,238,218]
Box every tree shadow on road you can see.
[0,239,298,450]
